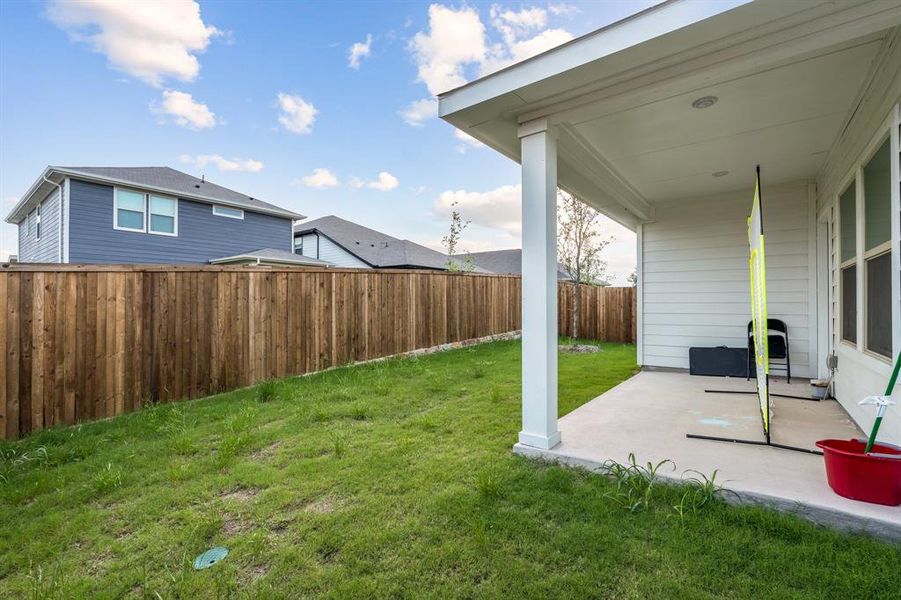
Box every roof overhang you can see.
[439,0,901,230]
[5,166,304,224]
[209,253,329,267]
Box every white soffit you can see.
[577,36,885,202]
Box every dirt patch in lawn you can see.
[303,495,342,514]
[250,441,282,461]
[220,487,260,502]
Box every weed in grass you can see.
[487,386,503,403]
[92,463,123,494]
[217,432,253,466]
[256,379,279,403]
[600,453,674,513]
[0,445,49,483]
[26,563,69,600]
[411,414,439,431]
[475,467,504,499]
[329,430,347,458]
[349,402,372,421]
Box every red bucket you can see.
[815,438,901,506]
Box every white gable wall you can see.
[297,233,370,269]
[639,180,813,378]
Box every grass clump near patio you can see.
[1,340,899,598]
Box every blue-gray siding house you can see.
[5,166,324,266]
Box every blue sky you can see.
[0,1,662,281]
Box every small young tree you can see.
[557,190,613,339]
[627,270,638,287]
[442,201,475,272]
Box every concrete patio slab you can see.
[514,371,901,542]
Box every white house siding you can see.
[300,233,370,269]
[17,187,61,263]
[813,34,901,446]
[640,181,812,378]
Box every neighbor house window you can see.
[35,203,41,240]
[114,189,146,231]
[212,205,243,219]
[149,195,177,235]
[839,181,857,344]
[863,138,891,358]
[294,237,303,255]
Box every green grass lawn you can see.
[1,340,898,598]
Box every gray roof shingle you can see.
[58,166,302,218]
[295,215,490,272]
[210,248,331,266]
[467,248,572,279]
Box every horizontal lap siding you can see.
[67,179,293,264]
[302,234,370,268]
[17,188,61,263]
[641,182,811,376]
[0,266,633,439]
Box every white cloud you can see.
[481,6,573,75]
[153,90,217,129]
[404,4,573,126]
[352,172,399,192]
[399,98,438,127]
[368,172,399,192]
[549,3,580,17]
[434,184,522,235]
[409,5,486,96]
[295,168,339,189]
[277,93,317,134]
[179,154,263,172]
[46,0,220,87]
[454,129,486,153]
[348,34,373,69]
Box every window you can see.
[35,203,41,240]
[212,205,244,219]
[294,236,303,255]
[863,138,891,357]
[839,181,856,343]
[149,195,177,235]
[115,189,146,231]
[842,265,857,344]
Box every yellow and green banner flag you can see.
[748,166,770,437]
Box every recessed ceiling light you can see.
[692,96,718,109]
[712,170,729,177]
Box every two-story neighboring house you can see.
[5,166,328,267]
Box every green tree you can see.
[557,190,613,338]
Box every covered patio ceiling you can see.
[440,0,901,229]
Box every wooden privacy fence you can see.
[0,265,635,439]
[558,283,636,343]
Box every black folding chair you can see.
[747,319,791,383]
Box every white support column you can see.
[518,118,560,450]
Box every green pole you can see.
[864,352,901,453]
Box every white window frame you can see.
[212,205,244,220]
[293,236,303,255]
[35,202,41,241]
[861,132,893,361]
[837,175,857,348]
[148,194,178,237]
[833,117,896,365]
[113,186,148,233]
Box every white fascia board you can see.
[439,0,751,118]
[5,167,60,224]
